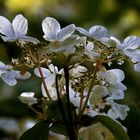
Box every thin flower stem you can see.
[41,98,47,120]
[37,65,52,100]
[55,74,73,139]
[63,65,77,140]
[78,62,100,119]
[26,45,38,63]
[29,106,42,117]
[103,56,125,63]
[79,88,84,115]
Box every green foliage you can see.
[82,115,130,140]
[50,123,68,136]
[19,120,50,140]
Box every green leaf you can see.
[19,120,50,140]
[92,115,131,140]
[50,123,68,136]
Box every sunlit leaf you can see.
[91,115,131,140]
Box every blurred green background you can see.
[0,0,140,140]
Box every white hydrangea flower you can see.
[89,85,108,108]
[0,14,40,44]
[98,69,127,99]
[42,17,76,41]
[69,65,87,78]
[85,42,100,59]
[111,36,140,72]
[111,36,140,50]
[18,92,38,106]
[0,61,31,86]
[106,98,129,120]
[77,25,108,40]
[34,64,63,99]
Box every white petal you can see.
[70,96,80,107]
[12,14,28,37]
[76,27,91,37]
[0,35,17,42]
[0,16,15,37]
[89,25,107,39]
[109,69,125,82]
[105,71,117,84]
[123,49,140,59]
[86,42,94,51]
[76,65,87,73]
[44,74,55,87]
[107,108,118,119]
[20,92,35,97]
[15,71,31,79]
[100,37,117,47]
[132,57,140,63]
[48,64,55,73]
[41,82,57,99]
[71,65,87,77]
[34,67,51,78]
[110,36,122,49]
[115,82,127,90]
[19,92,38,105]
[42,17,60,41]
[123,36,140,49]
[1,71,17,86]
[90,85,108,105]
[108,103,129,120]
[134,63,140,72]
[57,24,75,41]
[0,61,6,75]
[108,87,124,99]
[18,36,40,44]
[69,86,80,107]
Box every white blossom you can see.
[111,36,140,72]
[77,25,108,40]
[0,61,31,86]
[85,42,100,59]
[89,85,108,108]
[18,92,38,106]
[42,17,76,41]
[98,69,127,99]
[0,14,40,44]
[106,98,129,120]
[34,64,62,99]
[69,65,87,78]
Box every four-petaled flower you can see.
[42,17,76,41]
[111,36,140,71]
[76,25,108,40]
[106,98,129,120]
[0,61,31,86]
[98,69,127,99]
[0,14,40,44]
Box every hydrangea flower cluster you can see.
[0,14,140,140]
